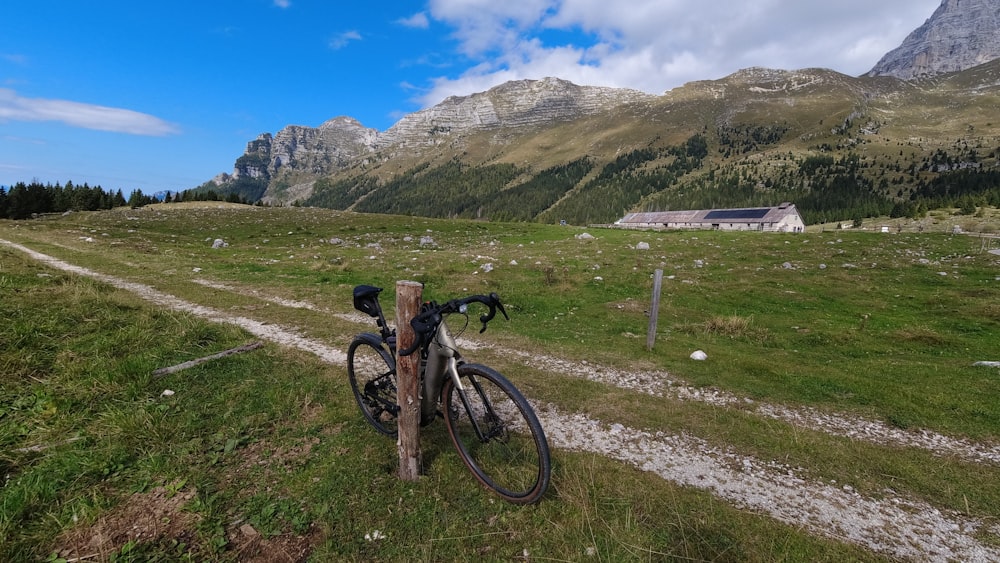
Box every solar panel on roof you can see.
[704,208,770,220]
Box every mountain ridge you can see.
[198,1,1000,225]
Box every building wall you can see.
[616,208,805,232]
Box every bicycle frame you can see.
[353,284,508,434]
[349,284,551,503]
[420,319,463,426]
[423,321,504,444]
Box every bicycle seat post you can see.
[375,306,392,342]
[353,285,394,343]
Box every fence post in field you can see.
[395,280,423,481]
[647,269,664,351]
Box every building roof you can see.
[618,203,801,225]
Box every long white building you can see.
[615,202,805,233]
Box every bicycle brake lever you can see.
[491,293,509,320]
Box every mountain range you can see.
[200,0,1000,225]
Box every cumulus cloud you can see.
[329,30,362,50]
[0,89,179,136]
[418,0,940,107]
[398,12,430,29]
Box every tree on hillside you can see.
[127,189,158,208]
[0,180,137,218]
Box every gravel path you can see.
[539,406,998,561]
[5,238,999,561]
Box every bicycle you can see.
[347,284,551,504]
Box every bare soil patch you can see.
[53,485,201,561]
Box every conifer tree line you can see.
[159,189,255,206]
[0,181,255,220]
[0,181,137,219]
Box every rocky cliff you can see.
[376,77,653,148]
[216,116,378,185]
[867,0,1000,79]
[212,78,650,189]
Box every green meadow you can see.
[2,204,998,561]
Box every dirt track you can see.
[5,238,1000,561]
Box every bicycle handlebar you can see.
[398,293,509,356]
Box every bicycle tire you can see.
[347,336,398,437]
[442,364,551,504]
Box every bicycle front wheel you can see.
[442,364,551,504]
[347,336,398,437]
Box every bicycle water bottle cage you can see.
[353,285,384,318]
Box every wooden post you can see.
[395,280,423,481]
[647,269,663,351]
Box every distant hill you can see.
[200,1,1000,226]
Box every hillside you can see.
[194,2,1000,226]
[197,64,1000,226]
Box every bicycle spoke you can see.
[444,365,550,504]
[348,338,398,437]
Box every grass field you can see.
[2,204,999,561]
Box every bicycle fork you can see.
[453,372,506,443]
[424,324,503,443]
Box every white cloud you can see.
[429,0,555,55]
[2,53,29,65]
[329,30,362,50]
[273,0,291,8]
[419,0,942,107]
[398,12,430,29]
[0,89,179,136]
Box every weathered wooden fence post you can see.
[395,280,423,481]
[647,269,664,351]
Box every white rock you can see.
[636,242,651,250]
[690,350,708,361]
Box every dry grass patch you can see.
[700,315,770,342]
[891,326,949,347]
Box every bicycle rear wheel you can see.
[347,336,398,437]
[442,364,551,504]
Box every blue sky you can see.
[2,0,941,195]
